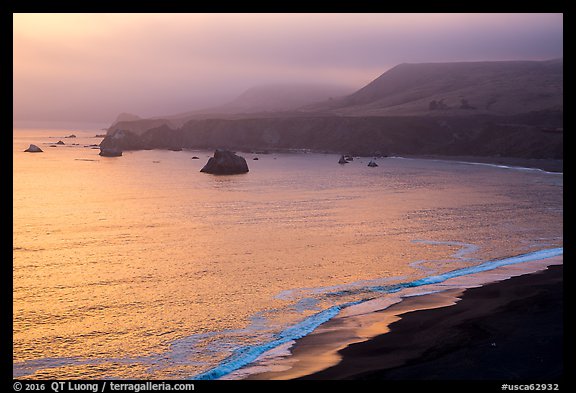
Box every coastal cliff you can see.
[100,111,562,159]
[100,59,563,160]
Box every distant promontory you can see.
[100,59,563,160]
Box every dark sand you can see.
[293,265,563,380]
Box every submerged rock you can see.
[200,150,249,175]
[99,147,123,157]
[191,156,200,159]
[367,160,378,167]
[338,155,349,164]
[65,134,77,138]
[24,144,43,153]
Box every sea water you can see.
[13,128,563,379]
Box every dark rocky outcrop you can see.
[99,147,123,157]
[200,150,249,175]
[56,140,65,145]
[367,160,378,167]
[338,155,349,164]
[24,144,43,152]
[98,111,563,160]
[100,126,182,151]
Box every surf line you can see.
[191,246,563,380]
[388,156,563,175]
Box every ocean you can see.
[13,127,563,379]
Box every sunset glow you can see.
[13,13,562,126]
[13,12,563,382]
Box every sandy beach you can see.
[245,257,563,380]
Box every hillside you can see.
[109,83,352,134]
[210,83,353,114]
[101,59,563,161]
[304,59,563,116]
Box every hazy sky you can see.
[13,13,563,126]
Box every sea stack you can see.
[338,155,348,164]
[99,147,123,157]
[24,144,43,153]
[200,150,249,175]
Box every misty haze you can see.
[13,13,563,383]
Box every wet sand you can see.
[246,258,563,380]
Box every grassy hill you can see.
[304,59,562,116]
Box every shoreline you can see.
[93,136,565,174]
[241,256,563,380]
[232,150,563,174]
[401,154,563,174]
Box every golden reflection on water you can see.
[13,129,563,379]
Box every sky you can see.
[13,13,563,127]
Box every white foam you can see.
[389,156,563,175]
[191,247,562,380]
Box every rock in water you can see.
[200,150,249,175]
[99,147,123,157]
[367,160,378,167]
[24,144,43,153]
[338,155,349,164]
[56,140,65,145]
